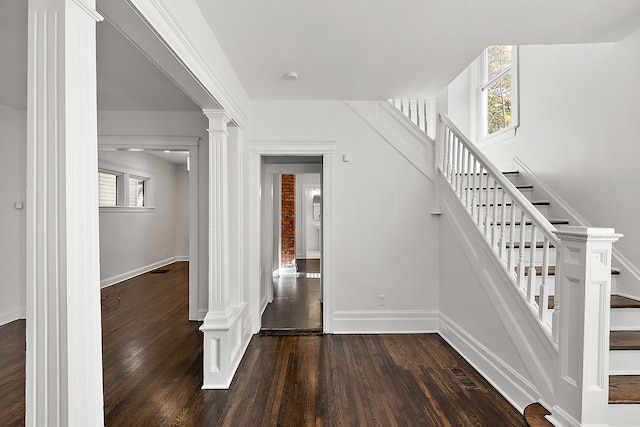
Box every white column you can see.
[551,226,621,426]
[200,109,247,389]
[26,0,104,426]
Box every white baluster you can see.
[465,151,473,209]
[507,197,517,272]
[538,238,551,326]
[457,141,464,197]
[477,167,484,226]
[499,192,507,261]
[485,176,492,238]
[491,180,498,247]
[517,211,527,289]
[471,160,478,216]
[527,225,537,304]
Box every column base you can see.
[200,302,251,389]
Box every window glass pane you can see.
[486,45,512,81]
[484,73,512,135]
[129,178,145,207]
[98,172,117,207]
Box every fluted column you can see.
[26,0,104,425]
[200,109,247,388]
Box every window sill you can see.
[99,206,155,213]
[477,126,518,148]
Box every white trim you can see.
[126,0,249,128]
[343,101,434,182]
[248,139,336,333]
[379,100,434,145]
[100,257,184,288]
[99,206,154,213]
[332,310,439,334]
[514,157,640,298]
[98,135,200,149]
[0,310,26,327]
[439,313,538,413]
[71,0,104,22]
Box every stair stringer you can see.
[439,173,557,412]
[514,157,640,302]
[343,100,435,182]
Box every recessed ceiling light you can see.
[164,150,171,153]
[284,72,298,81]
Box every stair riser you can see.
[611,308,640,331]
[610,350,640,375]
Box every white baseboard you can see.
[100,256,184,288]
[0,309,26,326]
[332,309,439,334]
[193,309,207,322]
[176,255,189,262]
[438,313,538,413]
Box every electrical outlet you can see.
[379,295,386,306]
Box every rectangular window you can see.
[98,172,118,207]
[129,177,145,207]
[474,45,519,141]
[98,161,153,211]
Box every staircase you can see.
[499,170,640,410]
[388,100,640,425]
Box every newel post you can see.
[551,226,621,426]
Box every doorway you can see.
[259,158,323,334]
[261,170,322,334]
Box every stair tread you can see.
[609,375,640,404]
[610,331,640,350]
[464,184,533,190]
[492,219,570,226]
[611,295,640,309]
[481,201,550,207]
[506,242,555,249]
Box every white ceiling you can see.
[194,0,640,99]
[2,1,639,111]
[0,0,201,111]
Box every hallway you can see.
[261,259,322,333]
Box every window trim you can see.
[470,45,519,145]
[98,160,154,212]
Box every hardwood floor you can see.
[0,320,25,427]
[0,261,527,426]
[261,259,322,332]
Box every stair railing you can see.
[439,113,560,339]
[389,98,436,138]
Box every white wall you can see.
[98,111,208,313]
[0,104,26,325]
[98,150,186,284]
[251,101,440,332]
[295,173,321,259]
[445,30,640,297]
[175,165,189,257]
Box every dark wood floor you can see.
[0,261,528,426]
[261,259,322,332]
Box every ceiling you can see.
[145,150,190,165]
[0,0,200,111]
[2,1,639,111]
[194,0,640,99]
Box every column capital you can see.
[203,109,232,132]
[553,226,622,243]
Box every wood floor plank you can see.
[0,261,528,426]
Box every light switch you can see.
[14,202,23,210]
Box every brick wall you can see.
[281,175,296,268]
